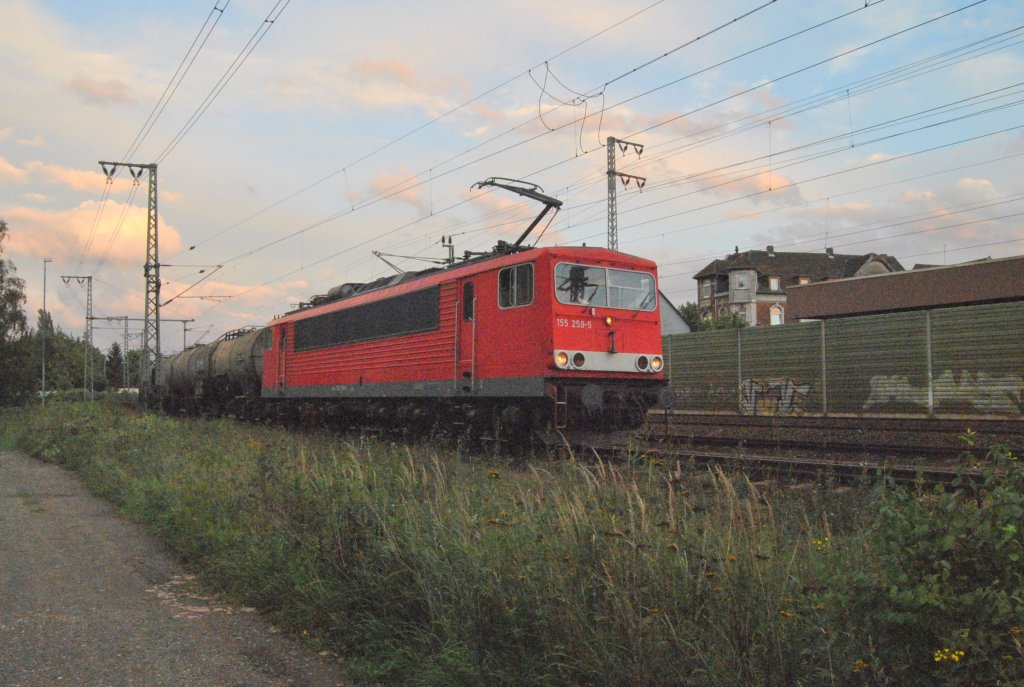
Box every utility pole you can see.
[41,258,51,405]
[99,160,159,397]
[61,275,94,400]
[606,136,646,252]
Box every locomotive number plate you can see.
[556,318,592,329]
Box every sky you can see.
[1,0,1022,354]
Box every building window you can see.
[798,276,810,285]
[768,276,780,291]
[770,305,784,326]
[498,263,533,308]
[735,275,747,290]
[701,281,711,300]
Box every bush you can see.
[842,437,1024,685]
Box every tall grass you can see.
[3,401,1022,686]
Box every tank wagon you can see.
[155,179,671,440]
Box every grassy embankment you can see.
[2,400,1022,686]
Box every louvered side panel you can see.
[285,282,459,388]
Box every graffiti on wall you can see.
[739,377,813,416]
[863,371,1024,415]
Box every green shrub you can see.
[841,439,1024,685]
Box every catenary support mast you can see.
[99,161,160,396]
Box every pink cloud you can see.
[0,156,28,184]
[63,72,138,106]
[3,200,182,269]
[25,161,134,193]
[368,168,429,215]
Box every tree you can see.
[0,219,31,404]
[0,219,26,342]
[106,342,125,389]
[678,301,748,332]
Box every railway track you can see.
[643,411,1024,458]
[571,411,1024,485]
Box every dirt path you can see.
[0,450,349,687]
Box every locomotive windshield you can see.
[555,263,656,311]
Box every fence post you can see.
[820,319,828,416]
[926,311,934,417]
[736,327,744,415]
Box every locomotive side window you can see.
[555,263,656,311]
[463,282,474,321]
[498,263,533,308]
[294,286,440,351]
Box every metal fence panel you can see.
[737,322,824,415]
[663,329,739,411]
[824,311,929,415]
[930,302,1024,416]
[663,301,1024,418]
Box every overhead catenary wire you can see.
[121,0,231,163]
[154,0,292,164]
[202,0,978,279]
[169,0,765,258]
[164,0,1016,328]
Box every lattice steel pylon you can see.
[61,275,93,400]
[606,137,646,252]
[99,161,159,397]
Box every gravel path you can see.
[0,450,350,687]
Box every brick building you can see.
[693,246,904,326]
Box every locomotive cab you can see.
[542,250,666,431]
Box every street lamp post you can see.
[41,257,51,405]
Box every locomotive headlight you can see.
[650,356,664,372]
[636,355,650,372]
[572,352,587,369]
[605,316,614,326]
[555,351,570,369]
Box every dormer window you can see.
[798,276,811,285]
[768,276,780,291]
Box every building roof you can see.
[787,254,1024,319]
[693,247,904,281]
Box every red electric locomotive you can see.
[157,179,670,441]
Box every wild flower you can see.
[933,647,965,663]
[852,659,868,673]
